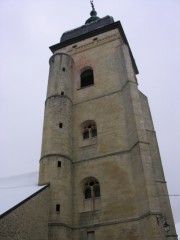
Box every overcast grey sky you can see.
[0,0,179,224]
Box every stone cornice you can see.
[50,21,139,75]
[40,153,72,162]
[73,140,149,164]
[48,211,162,230]
[73,80,137,106]
[45,94,73,105]
[40,140,149,164]
[67,32,120,56]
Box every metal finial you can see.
[85,0,99,23]
[90,0,95,11]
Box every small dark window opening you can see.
[57,161,61,168]
[94,185,100,198]
[87,231,95,240]
[62,67,65,72]
[80,69,94,88]
[56,204,60,212]
[85,187,92,199]
[59,123,63,128]
[61,91,64,95]
[83,130,89,140]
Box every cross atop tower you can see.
[90,0,95,11]
[85,0,99,24]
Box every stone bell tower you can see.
[39,2,177,240]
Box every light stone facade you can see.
[38,18,177,240]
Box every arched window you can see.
[82,120,97,140]
[80,68,94,88]
[84,179,100,199]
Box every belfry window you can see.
[80,68,94,88]
[84,179,100,199]
[82,120,97,140]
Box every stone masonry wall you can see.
[0,187,49,240]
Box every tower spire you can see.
[90,0,97,16]
[85,0,100,24]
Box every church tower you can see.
[39,3,177,240]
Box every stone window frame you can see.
[81,120,97,141]
[84,178,101,200]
